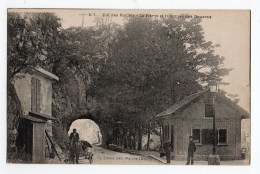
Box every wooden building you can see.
[156,90,250,160]
[14,67,59,163]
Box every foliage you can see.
[88,17,231,140]
[7,12,62,83]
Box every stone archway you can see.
[51,73,114,150]
[64,113,112,147]
[68,119,102,144]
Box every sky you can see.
[8,9,250,111]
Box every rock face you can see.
[51,67,109,150]
[7,82,23,161]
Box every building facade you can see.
[14,67,59,163]
[156,90,250,161]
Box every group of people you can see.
[67,129,196,165]
[163,136,196,165]
[65,128,93,164]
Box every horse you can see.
[69,141,81,164]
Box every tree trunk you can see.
[133,132,136,150]
[147,124,150,151]
[129,132,132,149]
[123,129,127,149]
[138,126,142,150]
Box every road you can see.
[78,145,161,165]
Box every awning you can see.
[29,111,57,121]
[21,115,46,123]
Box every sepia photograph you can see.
[6,9,250,165]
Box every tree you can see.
[89,16,231,149]
[7,13,62,83]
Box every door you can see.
[16,119,33,161]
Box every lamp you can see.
[209,80,218,93]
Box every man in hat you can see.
[69,129,80,164]
[163,139,172,164]
[70,129,79,144]
[186,136,196,165]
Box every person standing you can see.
[163,140,171,164]
[70,128,79,144]
[186,136,196,165]
[69,129,80,164]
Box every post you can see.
[212,96,216,154]
[79,14,88,28]
[208,89,220,165]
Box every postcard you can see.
[7,9,250,165]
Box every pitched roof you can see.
[156,90,207,118]
[35,67,59,81]
[155,90,250,119]
[218,95,250,119]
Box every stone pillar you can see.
[208,154,220,165]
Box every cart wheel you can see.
[89,155,93,164]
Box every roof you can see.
[219,95,250,119]
[29,111,57,121]
[156,90,250,119]
[35,67,59,81]
[156,90,207,118]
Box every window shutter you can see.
[31,78,36,112]
[36,79,41,112]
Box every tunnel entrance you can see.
[68,119,102,145]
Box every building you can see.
[156,90,250,161]
[14,67,59,163]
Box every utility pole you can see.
[79,14,88,28]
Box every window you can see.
[205,104,213,117]
[31,77,41,112]
[192,129,201,143]
[201,129,228,145]
[202,129,214,144]
[218,129,227,144]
